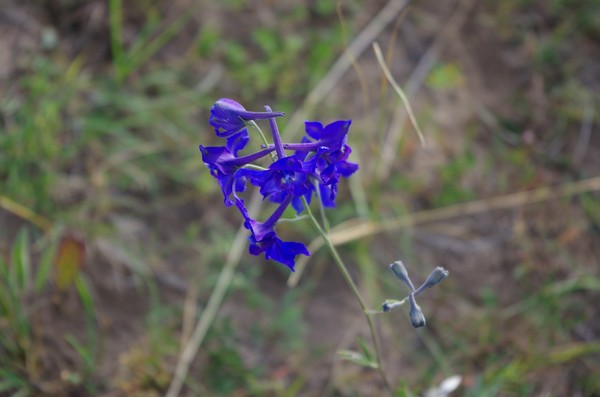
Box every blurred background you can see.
[1,0,600,396]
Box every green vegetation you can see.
[1,1,599,396]
[0,229,96,396]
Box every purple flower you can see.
[234,196,290,241]
[248,233,309,271]
[225,130,250,156]
[239,156,314,214]
[293,142,358,208]
[199,146,242,207]
[210,98,284,138]
[283,120,352,153]
[199,145,275,206]
[201,98,360,272]
[283,120,358,208]
[304,120,351,152]
[234,197,309,271]
[313,144,359,207]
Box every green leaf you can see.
[11,228,30,291]
[357,337,374,362]
[426,62,464,91]
[548,342,600,364]
[337,350,378,369]
[75,275,95,318]
[65,334,93,370]
[34,238,58,293]
[0,252,9,284]
[0,372,31,397]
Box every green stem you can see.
[108,0,124,80]
[314,181,330,232]
[302,198,394,395]
[242,164,268,171]
[248,121,276,161]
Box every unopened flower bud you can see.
[415,267,449,296]
[389,261,416,292]
[209,98,284,138]
[381,299,406,312]
[409,293,426,328]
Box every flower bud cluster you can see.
[200,98,358,271]
[385,261,449,328]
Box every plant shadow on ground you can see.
[1,0,600,396]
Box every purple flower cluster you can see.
[200,98,358,271]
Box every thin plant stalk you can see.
[302,197,394,395]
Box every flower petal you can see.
[226,129,250,155]
[304,121,323,140]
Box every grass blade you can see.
[11,228,30,292]
[34,239,57,293]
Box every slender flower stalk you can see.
[301,197,394,396]
[314,180,330,232]
[248,121,272,149]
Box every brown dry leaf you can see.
[54,235,86,290]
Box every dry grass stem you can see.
[0,195,53,232]
[377,0,476,180]
[373,42,426,147]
